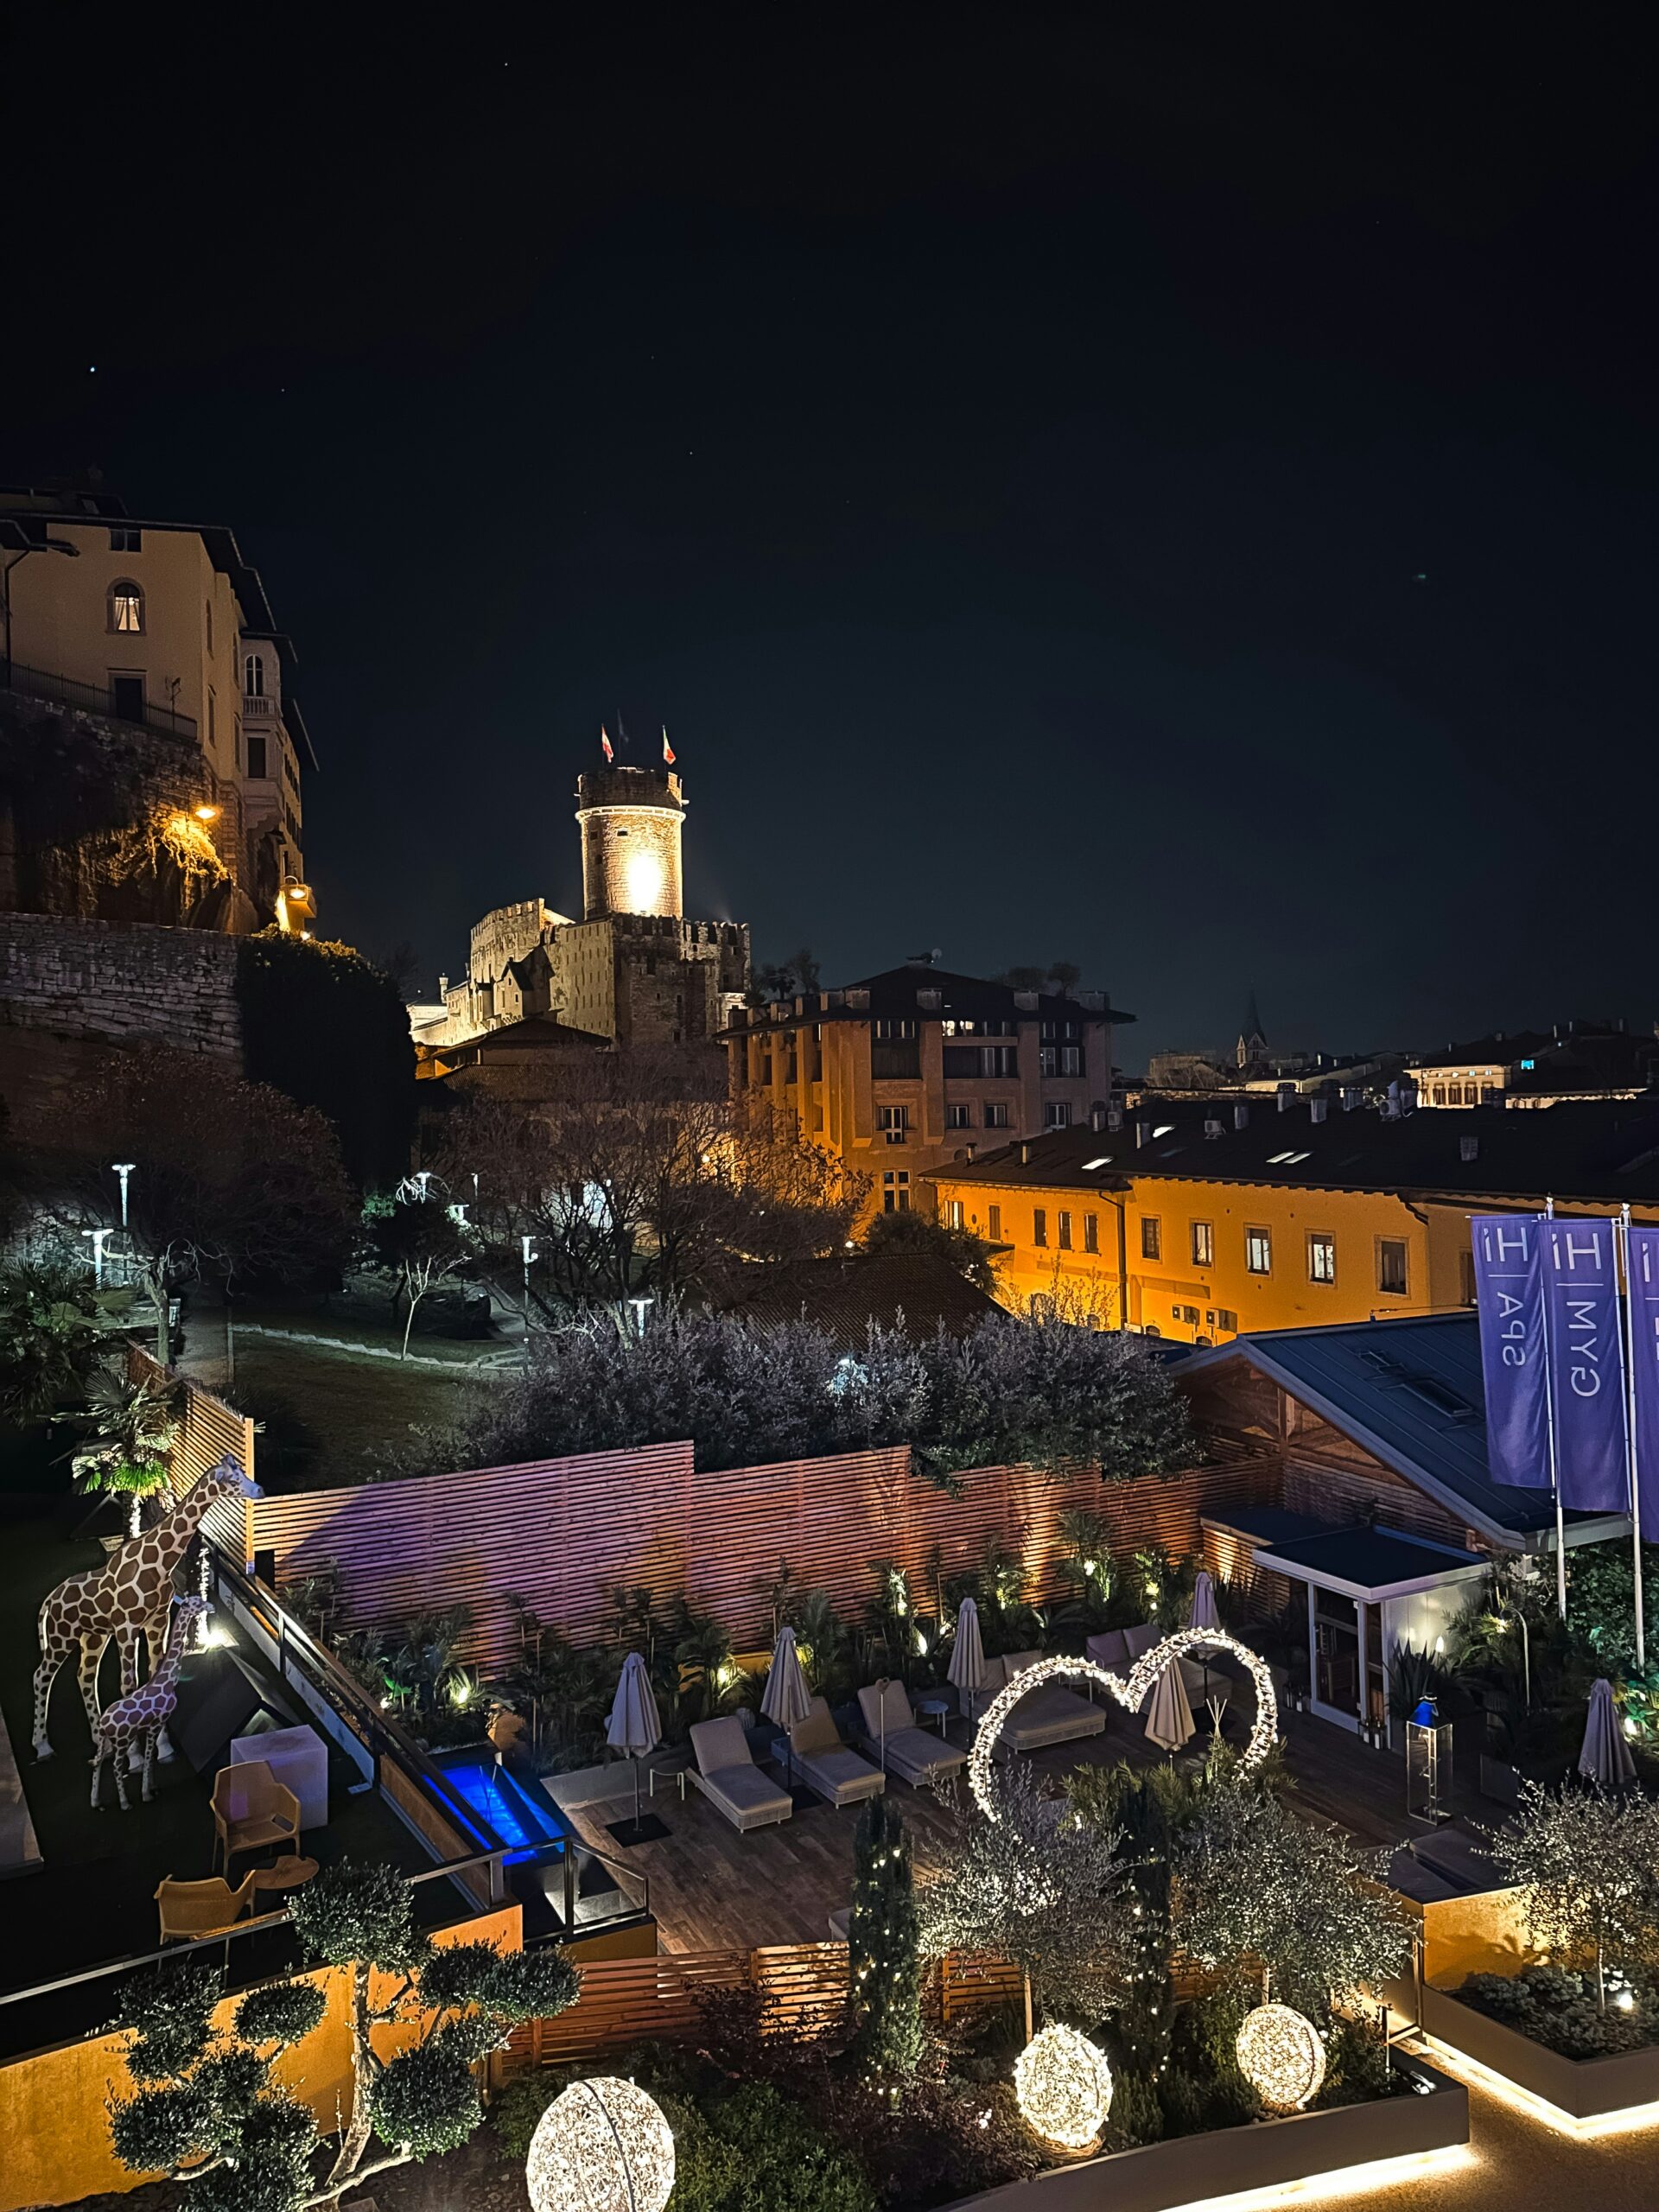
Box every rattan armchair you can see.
[156,1872,258,1942]
[211,1759,301,1872]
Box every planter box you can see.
[1478,1755,1521,1806]
[945,2053,1465,2212]
[1421,1984,1659,2121]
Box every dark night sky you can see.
[4,9,1656,1064]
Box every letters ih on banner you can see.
[1471,1216,1552,1491]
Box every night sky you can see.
[4,11,1656,1065]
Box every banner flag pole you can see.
[1544,1197,1567,1622]
[1621,1205,1645,1672]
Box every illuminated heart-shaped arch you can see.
[968,1628,1279,1820]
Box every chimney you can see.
[1277,1087,1293,1113]
[1205,1116,1224,1141]
[1135,1120,1152,1147]
[438,973,449,995]
[1108,1106,1123,1131]
[1341,1086,1359,1111]
[1090,1104,1107,1131]
[1018,1141,1031,1166]
[1233,1103,1249,1129]
[1460,1134,1479,1162]
[1310,1096,1328,1123]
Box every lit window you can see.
[947,1103,973,1128]
[1084,1213,1099,1255]
[1045,1101,1071,1129]
[988,1203,1002,1241]
[1191,1220,1214,1268]
[881,1169,911,1214]
[1033,1208,1048,1249]
[1377,1239,1408,1295]
[945,1198,964,1230]
[108,579,144,633]
[245,651,264,696]
[1058,1211,1073,1251]
[1307,1232,1336,1284]
[1246,1226,1272,1274]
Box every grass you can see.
[223,1335,490,1491]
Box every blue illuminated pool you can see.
[432,1750,572,1865]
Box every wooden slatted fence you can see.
[245,1440,1278,1669]
[128,1345,257,1538]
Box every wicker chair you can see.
[211,1759,301,1872]
[156,1872,257,1942]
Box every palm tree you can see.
[58,1366,184,1535]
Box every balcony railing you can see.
[243,692,275,716]
[3,659,198,741]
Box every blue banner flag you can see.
[1543,1217,1629,1513]
[1624,1224,1659,1530]
[1471,1215,1552,1489]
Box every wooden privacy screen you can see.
[129,1346,257,1550]
[245,1440,1279,1670]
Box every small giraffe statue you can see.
[33,1454,260,1761]
[90,1596,210,1810]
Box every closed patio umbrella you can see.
[1189,1569,1221,1709]
[762,1626,813,1788]
[949,1597,987,1725]
[1144,1653,1196,1754]
[605,1651,665,1845]
[1578,1677,1637,1789]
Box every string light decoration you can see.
[525,2076,675,2212]
[1014,2024,1114,2150]
[1236,2003,1326,2113]
[968,1630,1278,1820]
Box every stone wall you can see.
[0,913,242,1130]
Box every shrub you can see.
[1459,1964,1659,2056]
[658,2084,878,2212]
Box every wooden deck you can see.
[565,1681,1507,1955]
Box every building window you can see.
[881,1169,911,1213]
[947,1103,973,1128]
[1045,1101,1072,1129]
[109,671,145,722]
[1058,1211,1073,1251]
[1060,1044,1082,1076]
[245,651,264,696]
[206,601,213,652]
[984,1103,1010,1128]
[1460,1249,1477,1305]
[108,579,144,633]
[874,1018,918,1039]
[1191,1220,1214,1268]
[1307,1231,1337,1284]
[988,1203,1002,1241]
[1084,1213,1099,1255]
[1033,1208,1048,1249]
[109,526,142,552]
[1377,1238,1408,1295]
[247,734,268,778]
[1141,1216,1162,1261]
[1245,1226,1272,1274]
[878,1104,910,1144]
[1217,1307,1237,1332]
[1039,1046,1056,1077]
[944,1198,964,1230]
[207,689,216,746]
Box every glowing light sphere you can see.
[1236,2004,1326,2113]
[525,2075,675,2212]
[1014,2024,1114,2150]
[968,1630,1279,1821]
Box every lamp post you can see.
[521,1235,538,1370]
[111,1162,136,1230]
[80,1227,112,1287]
[627,1294,653,1336]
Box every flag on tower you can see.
[662,727,677,766]
[601,726,614,762]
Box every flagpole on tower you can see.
[1620,1203,1645,1671]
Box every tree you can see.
[105,1859,578,2212]
[360,1192,477,1356]
[748,947,822,1005]
[861,1206,999,1296]
[1106,1773,1177,2085]
[54,1363,184,1535]
[0,1258,105,1421]
[32,1046,355,1363]
[1173,1784,1411,2021]
[918,1763,1134,2025]
[1487,1780,1659,2010]
[847,1796,923,2075]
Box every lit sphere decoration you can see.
[525,2075,675,2212]
[968,1630,1279,1821]
[1236,2004,1326,2113]
[1014,2024,1114,2150]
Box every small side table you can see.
[250,1854,319,1896]
[916,1695,952,1737]
[649,1765,689,1803]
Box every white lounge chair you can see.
[981,1650,1106,1755]
[688,1716,793,1832]
[855,1681,968,1789]
[786,1697,886,1808]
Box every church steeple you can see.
[1236,991,1268,1071]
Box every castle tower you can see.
[574,763,686,920]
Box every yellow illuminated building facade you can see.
[931,1096,1659,1341]
[0,482,315,927]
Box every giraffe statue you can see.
[90,1596,210,1810]
[33,1454,260,1762]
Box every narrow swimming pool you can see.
[431,1749,571,1864]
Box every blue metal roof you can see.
[1254,1523,1484,1595]
[1186,1313,1620,1544]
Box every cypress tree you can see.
[847,1794,923,2076]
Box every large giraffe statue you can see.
[90,1596,210,1810]
[32,1455,260,1761]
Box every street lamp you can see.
[521,1235,539,1370]
[111,1162,136,1230]
[628,1295,654,1336]
[81,1227,112,1287]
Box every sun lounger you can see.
[981,1650,1106,1754]
[688,1716,793,1832]
[855,1681,968,1789]
[786,1697,886,1808]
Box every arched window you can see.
[108,579,144,634]
[245,651,264,696]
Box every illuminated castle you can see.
[420,758,750,1053]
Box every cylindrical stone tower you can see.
[575,764,686,919]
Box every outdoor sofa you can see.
[1089,1622,1228,1707]
[979,1649,1106,1755]
[688,1716,793,1832]
[855,1681,969,1789]
[785,1697,886,1808]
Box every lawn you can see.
[218,1333,492,1491]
